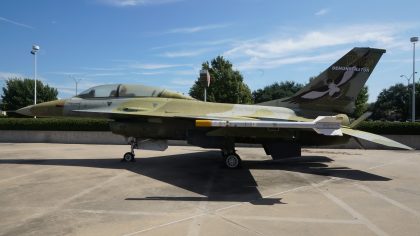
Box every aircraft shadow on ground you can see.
[0,151,390,205]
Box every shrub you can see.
[0,118,110,131]
[357,121,420,135]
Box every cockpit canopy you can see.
[76,84,194,100]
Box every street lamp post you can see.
[70,76,82,96]
[31,45,39,118]
[410,37,418,122]
[401,73,417,120]
[199,70,211,102]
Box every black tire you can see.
[123,152,135,162]
[224,154,241,169]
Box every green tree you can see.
[1,78,58,111]
[352,85,369,118]
[189,56,252,104]
[371,83,420,121]
[252,81,304,103]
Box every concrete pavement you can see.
[0,143,419,235]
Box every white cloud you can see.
[236,50,346,70]
[0,16,34,29]
[151,39,235,50]
[81,67,124,71]
[47,71,85,76]
[84,72,126,77]
[0,72,25,80]
[132,69,198,76]
[133,71,165,75]
[173,69,197,76]
[226,25,396,58]
[99,0,181,7]
[161,48,211,58]
[224,23,411,70]
[315,8,329,16]
[46,71,123,78]
[129,63,192,70]
[165,24,230,34]
[170,79,195,86]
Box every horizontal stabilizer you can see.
[195,116,343,136]
[342,127,413,150]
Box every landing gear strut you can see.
[122,138,137,162]
[221,149,241,169]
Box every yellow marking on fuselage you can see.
[195,120,212,127]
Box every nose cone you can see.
[16,100,66,117]
[16,105,35,116]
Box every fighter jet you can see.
[17,47,412,168]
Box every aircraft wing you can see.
[341,127,413,150]
[73,108,412,150]
[73,108,260,121]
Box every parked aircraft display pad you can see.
[0,143,419,236]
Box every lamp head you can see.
[410,37,419,43]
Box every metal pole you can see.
[401,75,411,120]
[34,52,37,106]
[34,52,37,119]
[204,87,207,102]
[237,81,239,104]
[70,76,82,96]
[406,76,410,120]
[413,42,416,122]
[408,78,410,119]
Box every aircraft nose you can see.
[16,100,66,117]
[16,105,35,116]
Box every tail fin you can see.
[260,47,386,114]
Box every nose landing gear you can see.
[122,138,137,162]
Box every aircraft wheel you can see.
[123,152,136,162]
[224,153,241,169]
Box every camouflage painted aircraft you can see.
[17,47,412,168]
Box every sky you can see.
[1,0,419,102]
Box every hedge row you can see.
[0,118,419,135]
[357,121,420,135]
[0,118,110,131]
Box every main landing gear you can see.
[122,138,137,162]
[221,149,241,169]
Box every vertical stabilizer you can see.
[260,47,386,114]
